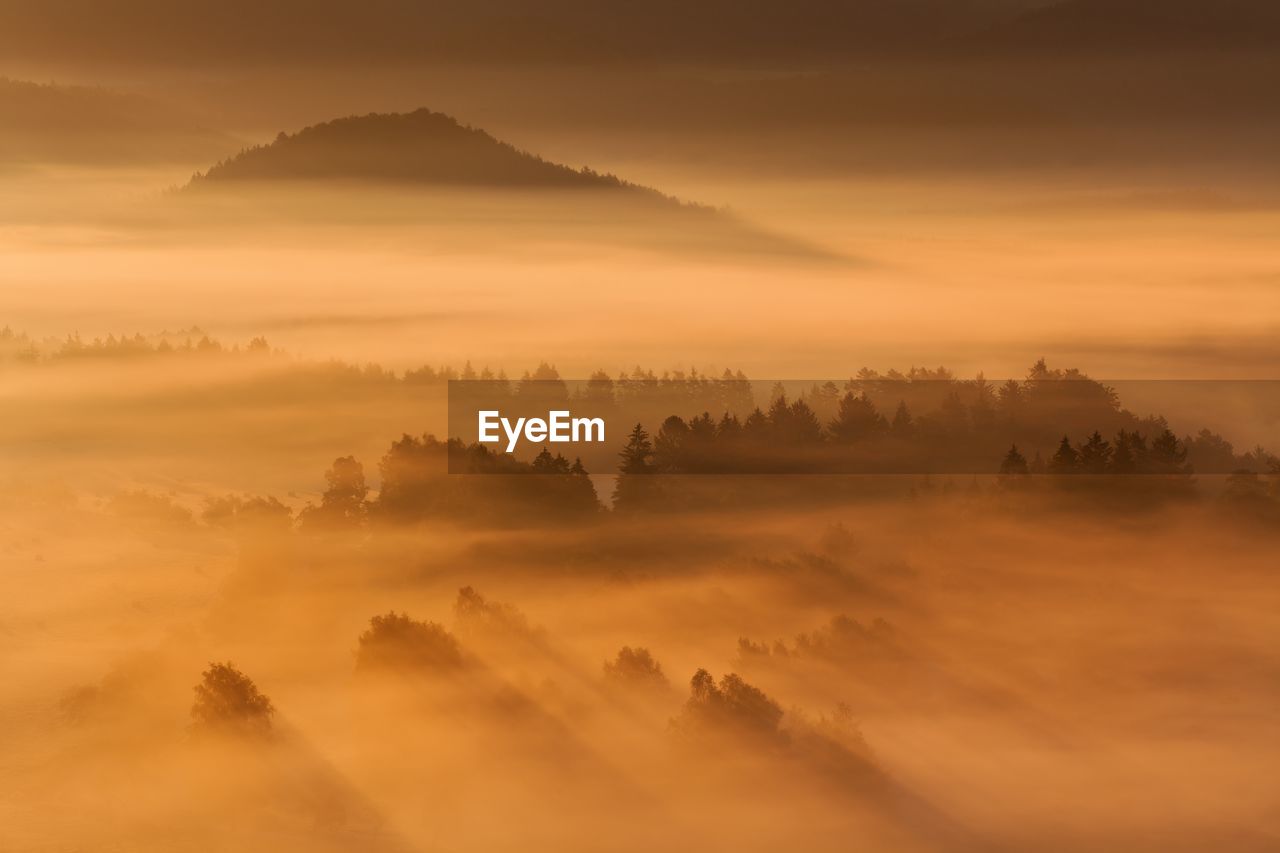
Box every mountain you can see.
[0,77,234,164]
[188,109,684,200]
[175,109,848,260]
[959,0,1280,54]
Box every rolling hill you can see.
[188,109,685,202]
[173,109,848,260]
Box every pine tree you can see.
[970,374,997,431]
[618,423,654,474]
[742,408,769,441]
[999,445,1029,476]
[890,401,914,438]
[532,448,571,474]
[1111,430,1137,474]
[829,392,887,442]
[781,399,823,445]
[997,379,1023,418]
[1078,431,1113,474]
[613,423,658,510]
[1149,429,1190,475]
[1050,435,1079,474]
[716,412,742,442]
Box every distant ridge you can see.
[189,109,691,204]
[0,77,233,164]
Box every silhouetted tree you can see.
[654,415,691,472]
[829,392,887,442]
[356,612,465,672]
[453,586,540,642]
[301,455,368,530]
[890,401,914,438]
[190,663,274,739]
[1078,431,1113,474]
[202,494,292,533]
[777,399,824,445]
[603,647,669,691]
[672,669,786,746]
[1050,436,1079,474]
[1111,430,1138,474]
[614,423,659,510]
[999,445,1029,476]
[1149,429,1191,475]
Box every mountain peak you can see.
[190,109,671,197]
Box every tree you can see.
[603,647,669,691]
[936,392,969,435]
[716,412,742,442]
[999,445,1029,476]
[1185,428,1237,473]
[613,423,657,510]
[1111,430,1133,474]
[356,612,465,672]
[997,379,1023,419]
[582,369,616,406]
[741,408,769,441]
[190,663,274,739]
[671,669,785,745]
[654,415,691,472]
[970,374,997,431]
[781,399,824,445]
[890,401,914,438]
[1149,429,1190,475]
[202,494,293,533]
[618,423,654,475]
[828,392,887,443]
[1050,435,1079,474]
[302,455,369,529]
[1078,431,1113,474]
[531,447,572,474]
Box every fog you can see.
[3,7,1280,850]
[4,165,1279,379]
[4,492,1277,852]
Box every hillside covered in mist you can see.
[188,109,685,202]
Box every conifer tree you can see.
[613,423,658,510]
[1078,431,1113,474]
[999,445,1029,476]
[1149,429,1190,475]
[829,392,887,442]
[1111,430,1137,474]
[1050,435,1079,474]
[618,423,654,475]
[890,401,914,438]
